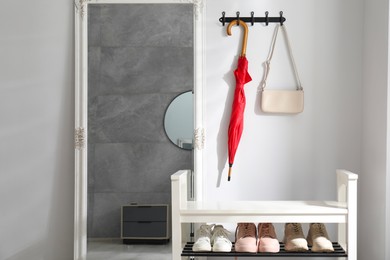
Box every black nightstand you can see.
[121,204,170,244]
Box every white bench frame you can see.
[171,169,358,260]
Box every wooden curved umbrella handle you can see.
[227,20,249,57]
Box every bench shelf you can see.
[182,241,347,257]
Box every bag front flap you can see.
[261,90,304,113]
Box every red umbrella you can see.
[227,20,252,181]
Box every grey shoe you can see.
[283,223,308,251]
[307,223,334,252]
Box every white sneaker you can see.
[211,225,232,252]
[192,224,214,252]
[307,223,334,252]
[283,223,308,251]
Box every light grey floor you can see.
[87,239,172,260]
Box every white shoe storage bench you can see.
[171,169,357,259]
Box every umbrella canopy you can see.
[227,20,252,181]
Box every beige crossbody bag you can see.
[261,24,304,114]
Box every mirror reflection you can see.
[164,91,194,150]
[85,3,194,259]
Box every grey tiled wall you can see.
[87,4,193,238]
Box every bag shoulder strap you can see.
[262,24,303,91]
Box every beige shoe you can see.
[234,223,258,253]
[258,223,280,253]
[283,223,308,251]
[307,223,334,252]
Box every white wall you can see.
[204,1,390,260]
[204,0,363,200]
[0,1,74,259]
[361,0,389,259]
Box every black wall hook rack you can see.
[219,11,286,26]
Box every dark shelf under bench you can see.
[182,242,347,257]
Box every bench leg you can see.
[172,215,181,260]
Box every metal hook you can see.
[265,11,269,26]
[280,11,284,26]
[221,11,226,26]
[236,11,240,26]
[251,11,255,26]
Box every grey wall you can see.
[87,4,193,238]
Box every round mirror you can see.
[164,91,194,150]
